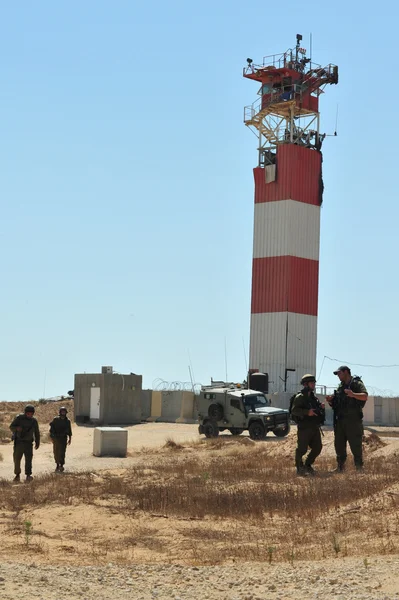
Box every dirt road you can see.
[0,423,201,479]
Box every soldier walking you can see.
[327,366,368,472]
[291,374,325,477]
[9,405,40,482]
[50,407,72,472]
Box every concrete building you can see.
[74,366,142,425]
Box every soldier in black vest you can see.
[9,405,40,482]
[50,407,72,472]
[327,366,368,472]
[291,374,325,477]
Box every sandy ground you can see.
[2,423,399,599]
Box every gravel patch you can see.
[1,556,399,599]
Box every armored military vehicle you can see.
[197,384,290,440]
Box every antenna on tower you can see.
[296,33,302,64]
[224,337,228,382]
[310,32,312,66]
[188,365,195,393]
[334,104,339,136]
[323,104,339,139]
[242,337,248,374]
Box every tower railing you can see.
[244,101,260,122]
[243,54,323,77]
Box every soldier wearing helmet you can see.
[49,406,72,472]
[9,404,41,482]
[290,374,325,476]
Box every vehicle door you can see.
[228,395,247,426]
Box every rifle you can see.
[330,390,339,427]
[11,419,34,442]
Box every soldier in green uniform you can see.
[49,407,72,472]
[327,366,368,472]
[291,374,325,476]
[9,405,40,482]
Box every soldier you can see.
[327,366,368,472]
[49,407,72,472]
[291,374,325,477]
[9,405,40,482]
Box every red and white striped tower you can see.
[243,35,338,393]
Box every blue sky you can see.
[0,1,397,400]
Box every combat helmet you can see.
[301,374,316,385]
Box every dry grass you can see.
[363,432,387,450]
[0,400,74,426]
[0,434,399,565]
[163,438,184,451]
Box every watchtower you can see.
[244,35,338,392]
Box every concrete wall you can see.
[140,389,152,421]
[176,392,197,423]
[375,396,399,426]
[363,396,375,425]
[147,391,162,422]
[74,374,91,420]
[74,372,142,425]
[75,383,395,428]
[267,392,291,411]
[160,391,193,422]
[159,391,180,422]
[146,391,197,423]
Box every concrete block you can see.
[363,396,374,425]
[93,427,128,457]
[146,391,162,422]
[176,391,197,423]
[160,391,184,422]
[140,389,152,421]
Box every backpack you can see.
[289,393,301,424]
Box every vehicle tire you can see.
[208,403,224,420]
[203,421,219,438]
[273,424,290,437]
[229,428,243,436]
[249,421,266,440]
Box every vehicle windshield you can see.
[244,394,269,408]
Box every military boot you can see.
[25,475,33,483]
[305,464,316,476]
[331,464,345,474]
[13,475,20,483]
[296,466,308,477]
